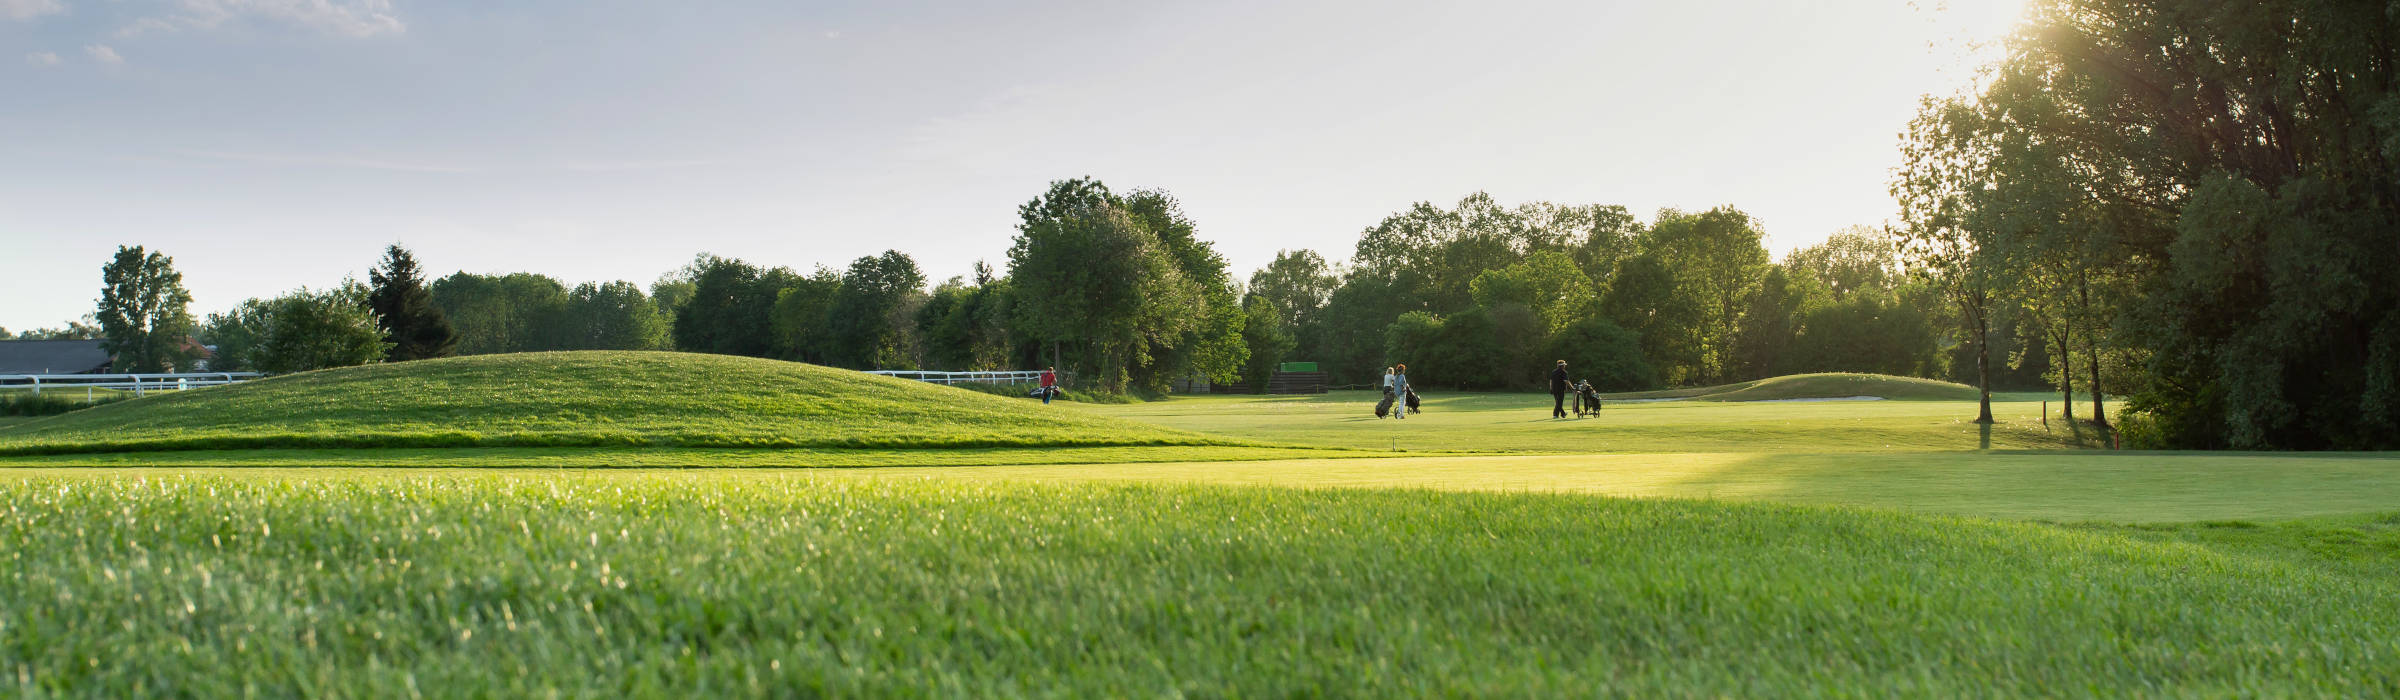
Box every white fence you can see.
[865,370,1050,386]
[0,372,264,399]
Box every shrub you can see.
[0,393,128,417]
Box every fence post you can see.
[28,376,37,397]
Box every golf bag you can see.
[1376,390,1396,418]
[1404,389,1422,414]
[1028,386,1063,400]
[1575,383,1603,416]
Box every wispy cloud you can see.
[84,44,123,65]
[174,149,477,173]
[24,51,61,66]
[558,158,732,173]
[0,0,62,22]
[119,0,405,39]
[169,150,736,174]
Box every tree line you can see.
[1891,0,2399,450]
[1241,196,1972,394]
[45,184,2054,405]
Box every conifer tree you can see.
[367,244,458,361]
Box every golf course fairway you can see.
[3,353,2396,695]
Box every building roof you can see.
[0,339,112,375]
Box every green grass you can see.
[4,473,2394,695]
[0,445,1378,469]
[811,450,2400,522]
[1076,390,2101,454]
[0,352,1240,455]
[10,356,2400,693]
[1600,372,1982,401]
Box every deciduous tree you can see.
[95,245,200,373]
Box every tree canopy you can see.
[367,244,458,362]
[95,245,200,373]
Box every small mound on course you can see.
[1605,372,1979,402]
[0,351,1237,455]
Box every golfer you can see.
[1039,366,1058,405]
[1550,360,1570,418]
[1392,364,1412,421]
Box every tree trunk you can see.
[1975,314,1994,424]
[2056,326,2075,421]
[2089,342,2108,428]
[2078,274,2108,428]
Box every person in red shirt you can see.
[1039,366,1058,405]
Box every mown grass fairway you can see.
[4,474,2396,696]
[5,354,2398,694]
[821,451,2400,522]
[1077,389,2099,454]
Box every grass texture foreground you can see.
[5,474,2397,696]
[0,352,1237,455]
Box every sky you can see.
[0,0,2026,331]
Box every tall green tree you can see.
[649,275,697,343]
[916,278,976,371]
[1898,0,2400,447]
[1123,189,1245,388]
[826,251,928,369]
[1637,207,1769,385]
[1543,317,1654,391]
[1007,178,1201,392]
[1245,250,1337,330]
[1468,250,1593,335]
[562,281,669,351]
[1785,226,1899,301]
[668,255,792,358]
[1894,96,2009,424]
[95,245,201,373]
[1238,297,1297,389]
[1600,252,1700,384]
[769,267,844,364]
[429,272,572,355]
[366,244,458,361]
[1728,266,1826,380]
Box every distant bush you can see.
[2113,411,2170,450]
[0,393,127,417]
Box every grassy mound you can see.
[1604,372,1980,402]
[4,474,2394,695]
[0,351,1238,455]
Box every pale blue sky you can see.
[0,0,2023,330]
